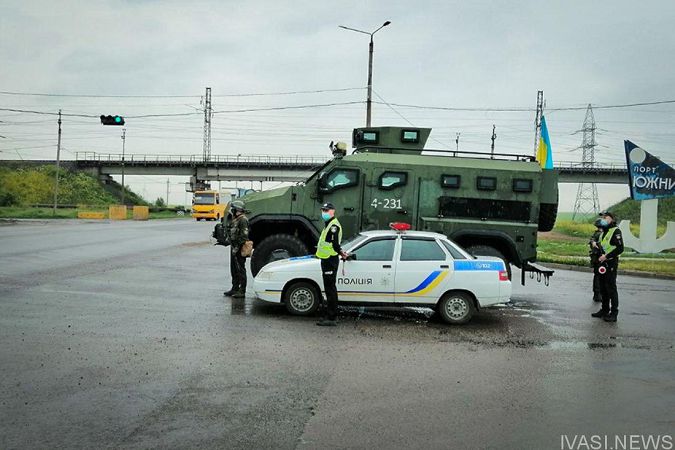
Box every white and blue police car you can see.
[252,224,511,324]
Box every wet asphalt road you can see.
[0,219,673,449]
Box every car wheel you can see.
[284,281,320,316]
[196,218,202,221]
[465,244,512,280]
[251,234,309,276]
[438,291,475,325]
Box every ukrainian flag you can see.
[536,115,553,169]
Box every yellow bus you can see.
[191,190,226,221]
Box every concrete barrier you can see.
[133,206,149,221]
[77,211,106,220]
[109,205,127,220]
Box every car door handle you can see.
[440,265,449,268]
[396,209,408,215]
[382,264,392,268]
[344,207,354,212]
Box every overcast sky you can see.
[1,0,674,209]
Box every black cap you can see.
[599,211,616,220]
[320,202,335,211]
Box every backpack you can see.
[212,216,230,246]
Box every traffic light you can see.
[100,115,125,126]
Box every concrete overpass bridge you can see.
[0,152,629,184]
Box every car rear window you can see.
[440,240,468,259]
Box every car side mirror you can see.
[346,253,357,261]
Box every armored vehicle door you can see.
[317,166,364,238]
[363,169,416,230]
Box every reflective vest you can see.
[315,218,342,259]
[601,226,618,256]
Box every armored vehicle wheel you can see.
[251,234,309,276]
[438,291,475,324]
[284,281,320,316]
[538,202,558,232]
[466,244,512,280]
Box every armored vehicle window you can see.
[352,237,396,261]
[379,172,407,190]
[439,196,531,222]
[362,131,378,143]
[513,179,533,193]
[440,240,468,259]
[477,176,497,191]
[400,238,446,261]
[320,168,359,193]
[401,129,419,143]
[441,175,461,189]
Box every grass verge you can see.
[0,207,190,220]
[537,252,675,277]
[539,217,675,276]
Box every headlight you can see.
[256,270,273,280]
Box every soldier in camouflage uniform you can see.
[223,200,249,299]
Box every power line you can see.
[212,101,364,114]
[0,101,364,119]
[0,87,366,99]
[374,99,675,112]
[0,108,97,118]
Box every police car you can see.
[252,224,511,324]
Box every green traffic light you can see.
[114,116,122,123]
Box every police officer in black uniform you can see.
[589,218,604,302]
[223,200,249,299]
[591,211,624,322]
[315,202,348,326]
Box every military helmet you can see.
[230,200,245,212]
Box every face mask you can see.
[321,212,331,221]
[599,219,609,227]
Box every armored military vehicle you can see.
[227,126,558,282]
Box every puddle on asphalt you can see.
[547,341,656,351]
[223,297,669,352]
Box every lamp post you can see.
[339,21,391,127]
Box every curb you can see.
[543,262,675,280]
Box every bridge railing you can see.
[75,152,329,165]
[73,152,628,171]
[554,161,627,171]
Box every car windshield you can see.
[342,234,368,252]
[193,194,215,205]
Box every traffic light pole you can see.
[52,110,62,216]
[121,128,126,206]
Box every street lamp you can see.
[339,20,391,127]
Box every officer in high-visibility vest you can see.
[315,202,348,326]
[591,211,624,322]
